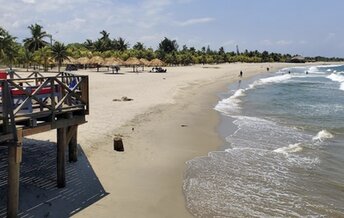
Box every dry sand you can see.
[24,63,322,217]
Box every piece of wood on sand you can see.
[113,136,124,152]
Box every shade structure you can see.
[47,57,55,65]
[104,57,124,66]
[76,57,90,65]
[139,58,150,66]
[125,57,142,66]
[89,56,105,65]
[149,58,165,67]
[64,56,77,65]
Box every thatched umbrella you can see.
[76,57,90,65]
[104,57,123,73]
[48,57,55,70]
[88,56,104,72]
[125,57,142,72]
[112,57,124,65]
[64,56,77,65]
[104,57,124,66]
[89,56,104,65]
[76,57,90,70]
[104,57,114,66]
[139,58,150,66]
[139,58,150,71]
[149,58,165,67]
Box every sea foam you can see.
[327,73,344,91]
[312,130,334,142]
[249,74,292,89]
[273,143,303,155]
[215,89,246,114]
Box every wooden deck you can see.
[0,71,89,217]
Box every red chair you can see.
[0,71,7,80]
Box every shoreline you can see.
[19,62,341,217]
[73,63,308,217]
[74,67,231,218]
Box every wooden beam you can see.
[52,116,86,129]
[21,116,86,137]
[57,127,66,188]
[7,128,23,218]
[66,125,77,145]
[68,125,78,162]
[22,123,52,137]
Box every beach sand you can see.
[21,63,320,217]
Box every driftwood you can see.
[113,96,133,102]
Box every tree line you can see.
[1,24,343,72]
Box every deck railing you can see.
[0,73,89,135]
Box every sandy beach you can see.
[14,62,328,217]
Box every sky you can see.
[0,0,343,57]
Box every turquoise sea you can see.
[183,65,344,217]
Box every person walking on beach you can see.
[239,71,243,77]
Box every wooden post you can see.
[57,127,66,188]
[7,129,23,218]
[80,76,89,115]
[113,137,124,152]
[68,125,78,162]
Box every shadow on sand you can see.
[103,72,125,75]
[0,138,108,218]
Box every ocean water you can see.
[183,65,344,217]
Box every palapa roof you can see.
[125,57,142,66]
[104,57,124,66]
[47,57,55,65]
[139,58,150,66]
[89,56,105,64]
[149,58,165,67]
[76,57,90,65]
[64,56,77,64]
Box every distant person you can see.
[306,71,308,74]
[288,71,291,74]
[267,67,270,71]
[239,71,243,77]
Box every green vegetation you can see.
[51,42,69,73]
[0,25,343,71]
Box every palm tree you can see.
[0,27,17,60]
[84,39,94,51]
[98,30,112,51]
[100,30,110,40]
[23,23,48,52]
[35,46,51,72]
[23,49,34,71]
[51,42,69,73]
[116,37,128,51]
[133,42,145,50]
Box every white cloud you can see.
[261,39,293,46]
[176,17,215,27]
[276,40,293,46]
[223,40,236,46]
[139,34,165,43]
[22,0,36,4]
[261,39,273,46]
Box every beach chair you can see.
[0,71,8,80]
